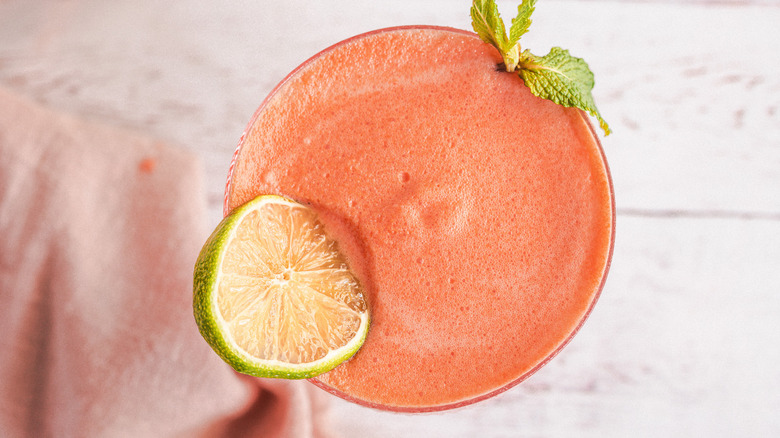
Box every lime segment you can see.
[194,195,369,379]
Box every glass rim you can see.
[223,25,616,413]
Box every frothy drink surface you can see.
[227,27,614,410]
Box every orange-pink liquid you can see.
[226,26,614,411]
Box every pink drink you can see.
[225,26,614,411]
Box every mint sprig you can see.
[470,0,611,135]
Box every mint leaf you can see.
[519,48,611,135]
[470,0,509,53]
[470,0,611,135]
[509,0,536,46]
[471,0,532,72]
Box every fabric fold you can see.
[0,87,331,438]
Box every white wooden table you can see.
[2,0,779,436]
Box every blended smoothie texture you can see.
[226,27,613,410]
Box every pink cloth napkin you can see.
[0,87,334,438]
